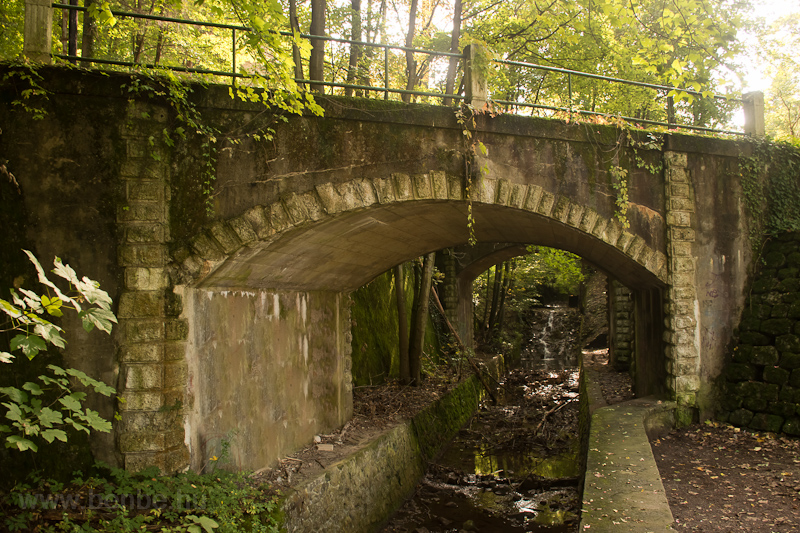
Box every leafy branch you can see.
[0,251,117,452]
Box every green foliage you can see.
[1,465,282,532]
[1,62,50,120]
[519,247,585,297]
[0,251,116,453]
[739,139,800,255]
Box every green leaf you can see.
[79,307,117,334]
[1,387,28,405]
[37,407,63,427]
[58,395,83,413]
[41,429,67,443]
[10,334,46,359]
[6,435,38,452]
[41,295,63,317]
[22,382,43,396]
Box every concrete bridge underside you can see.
[0,67,753,473]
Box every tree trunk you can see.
[345,0,363,97]
[495,260,513,334]
[480,266,493,336]
[81,0,96,67]
[443,0,462,105]
[487,262,504,338]
[409,252,436,385]
[309,0,326,93]
[289,0,305,81]
[402,0,418,102]
[395,264,410,384]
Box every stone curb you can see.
[580,368,677,531]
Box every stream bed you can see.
[381,367,582,533]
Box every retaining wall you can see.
[720,232,800,436]
[280,359,502,532]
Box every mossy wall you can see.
[350,266,444,387]
[719,232,800,436]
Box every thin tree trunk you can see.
[443,0,462,105]
[289,0,305,81]
[395,264,410,384]
[345,0,362,97]
[409,252,436,385]
[402,0,418,102]
[309,0,326,93]
[154,29,164,64]
[487,262,504,336]
[495,260,513,334]
[481,266,493,335]
[81,0,96,67]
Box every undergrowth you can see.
[0,463,282,532]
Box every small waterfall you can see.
[521,305,581,370]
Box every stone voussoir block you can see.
[430,171,449,200]
[413,173,433,199]
[495,179,511,206]
[190,232,226,261]
[268,201,293,232]
[283,193,312,225]
[551,196,571,223]
[227,214,258,244]
[243,205,274,240]
[523,185,544,213]
[393,173,413,201]
[508,183,527,209]
[354,178,379,207]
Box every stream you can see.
[381,307,583,533]
[380,367,582,533]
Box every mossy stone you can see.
[732,345,753,363]
[739,331,770,346]
[725,363,758,382]
[779,353,800,370]
[771,304,790,318]
[751,278,779,294]
[761,318,793,336]
[776,334,800,353]
[749,413,785,433]
[768,401,797,418]
[750,346,779,365]
[782,417,800,436]
[728,408,754,426]
[764,251,787,268]
[778,267,800,280]
[789,301,800,319]
[737,316,761,332]
[791,369,800,388]
[786,252,800,268]
[763,366,790,385]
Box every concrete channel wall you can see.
[280,360,502,533]
[580,367,677,531]
[279,361,676,532]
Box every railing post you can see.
[667,95,675,128]
[743,91,765,137]
[463,44,487,109]
[23,0,53,63]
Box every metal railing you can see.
[22,1,761,136]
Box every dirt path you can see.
[587,349,800,532]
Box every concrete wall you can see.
[182,288,352,471]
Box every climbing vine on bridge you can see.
[740,139,800,256]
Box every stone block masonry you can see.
[663,151,700,424]
[116,101,190,472]
[720,232,800,436]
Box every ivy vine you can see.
[739,138,800,255]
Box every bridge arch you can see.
[165,172,670,471]
[174,172,667,291]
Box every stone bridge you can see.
[0,67,754,473]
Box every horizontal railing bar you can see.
[494,58,743,104]
[51,3,462,59]
[296,79,465,99]
[492,98,745,135]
